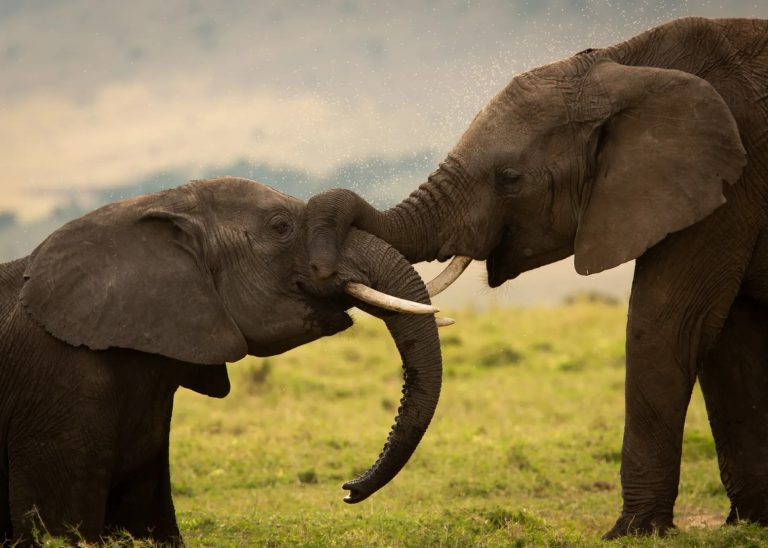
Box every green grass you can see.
[144,301,768,544]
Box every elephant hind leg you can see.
[699,295,768,524]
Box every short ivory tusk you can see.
[436,317,455,327]
[345,282,439,314]
[425,256,472,297]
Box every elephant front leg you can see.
[699,295,768,524]
[104,406,180,545]
[602,315,695,539]
[1,450,10,543]
[105,456,180,544]
[8,440,113,543]
[602,226,751,539]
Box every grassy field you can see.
[145,300,765,545]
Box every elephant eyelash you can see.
[496,168,524,196]
[502,168,522,181]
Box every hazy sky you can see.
[2,0,766,220]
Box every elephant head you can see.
[19,176,442,502]
[305,54,746,290]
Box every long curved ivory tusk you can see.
[425,256,472,297]
[435,317,455,327]
[345,282,439,314]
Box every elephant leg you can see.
[0,497,9,544]
[604,314,695,538]
[8,438,113,543]
[1,447,10,542]
[104,409,180,544]
[699,295,768,524]
[603,226,753,539]
[104,452,180,544]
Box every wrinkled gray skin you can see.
[0,177,441,545]
[306,18,768,537]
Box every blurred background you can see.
[2,0,766,307]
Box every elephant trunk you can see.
[337,229,442,503]
[307,162,463,280]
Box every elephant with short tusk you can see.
[0,176,442,544]
[305,17,768,538]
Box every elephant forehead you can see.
[458,79,567,147]
[195,176,304,214]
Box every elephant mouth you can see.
[250,324,348,357]
[248,288,353,358]
[296,280,355,322]
[486,229,573,287]
[487,228,517,287]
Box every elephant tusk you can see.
[345,282,439,314]
[425,256,472,297]
[435,317,455,327]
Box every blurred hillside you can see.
[0,150,436,262]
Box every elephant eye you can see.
[496,168,528,198]
[500,168,522,182]
[496,168,523,193]
[268,214,293,239]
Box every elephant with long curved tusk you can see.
[305,17,768,538]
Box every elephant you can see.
[0,176,442,544]
[304,17,768,538]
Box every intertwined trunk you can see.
[307,161,466,279]
[337,230,442,502]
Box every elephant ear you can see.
[20,188,248,367]
[574,59,746,275]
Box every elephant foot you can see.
[726,501,768,526]
[602,513,676,539]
